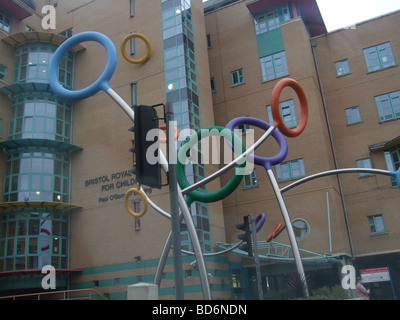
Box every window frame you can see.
[292,219,310,240]
[231,68,244,87]
[0,64,7,82]
[253,5,291,35]
[356,158,373,177]
[384,145,400,188]
[8,93,72,142]
[375,90,400,122]
[260,51,289,82]
[267,99,297,128]
[0,9,12,33]
[0,209,69,272]
[335,59,351,76]
[243,169,258,189]
[345,106,362,125]
[367,214,386,235]
[363,42,396,73]
[275,158,306,182]
[210,77,215,93]
[206,34,211,48]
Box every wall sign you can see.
[84,170,151,203]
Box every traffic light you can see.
[236,215,253,256]
[129,105,162,189]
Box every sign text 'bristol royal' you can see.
[84,170,138,203]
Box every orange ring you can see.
[266,222,283,243]
[271,78,308,137]
[158,124,180,143]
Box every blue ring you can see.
[48,31,117,100]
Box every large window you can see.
[0,8,12,33]
[363,42,396,73]
[13,43,73,88]
[253,4,291,35]
[375,90,400,122]
[0,209,68,272]
[260,51,289,82]
[385,145,400,187]
[276,158,306,182]
[8,93,72,142]
[3,150,70,203]
[267,99,297,128]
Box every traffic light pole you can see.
[250,214,263,300]
[165,103,184,300]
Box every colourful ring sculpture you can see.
[177,126,246,204]
[271,78,308,137]
[226,117,288,170]
[124,187,149,218]
[252,212,266,233]
[48,31,117,100]
[266,222,283,243]
[158,124,180,143]
[120,33,151,64]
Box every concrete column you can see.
[127,283,159,300]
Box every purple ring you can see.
[251,212,266,233]
[226,117,288,170]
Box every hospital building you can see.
[0,0,399,300]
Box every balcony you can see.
[0,0,35,20]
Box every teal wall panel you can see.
[256,28,284,58]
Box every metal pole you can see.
[165,103,184,300]
[327,191,332,254]
[176,188,212,300]
[250,214,263,300]
[267,169,309,297]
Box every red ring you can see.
[158,124,180,143]
[271,78,308,137]
[266,222,283,243]
[40,228,51,251]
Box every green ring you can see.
[177,126,246,204]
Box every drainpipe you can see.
[311,42,355,259]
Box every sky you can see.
[316,0,400,31]
[203,0,400,32]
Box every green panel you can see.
[0,274,67,292]
[256,28,284,58]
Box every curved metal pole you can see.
[181,241,244,256]
[177,188,212,300]
[267,169,309,297]
[154,215,244,287]
[151,187,212,299]
[281,168,392,193]
[182,126,276,195]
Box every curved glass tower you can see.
[0,34,82,293]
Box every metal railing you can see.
[0,288,108,300]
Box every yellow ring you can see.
[121,33,151,64]
[124,187,149,218]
